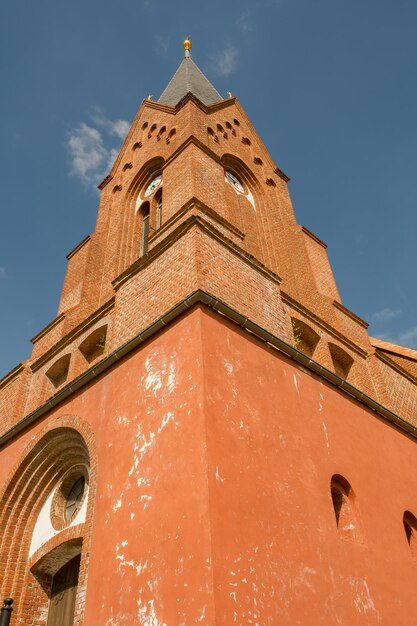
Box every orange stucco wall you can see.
[1,306,417,625]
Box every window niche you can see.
[157,126,166,141]
[291,318,320,357]
[403,511,417,563]
[78,325,107,364]
[329,343,353,379]
[330,475,359,541]
[166,128,176,144]
[46,354,71,388]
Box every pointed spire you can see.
[158,38,223,107]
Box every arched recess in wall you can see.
[119,156,165,271]
[0,419,97,626]
[328,343,354,380]
[291,318,320,357]
[330,474,361,541]
[221,153,267,265]
[403,511,417,564]
[137,201,150,256]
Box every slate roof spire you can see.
[158,37,223,107]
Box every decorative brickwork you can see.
[0,416,97,625]
[1,44,417,625]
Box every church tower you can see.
[1,39,417,626]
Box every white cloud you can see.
[211,45,239,77]
[236,10,253,33]
[0,267,6,279]
[91,107,130,140]
[67,109,130,189]
[371,307,401,322]
[155,35,169,56]
[106,147,119,172]
[374,325,417,350]
[67,123,108,187]
[373,332,395,343]
[398,326,417,349]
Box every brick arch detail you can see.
[221,152,275,266]
[221,152,259,190]
[29,524,84,573]
[0,414,97,626]
[119,156,165,272]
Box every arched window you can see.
[154,188,162,229]
[403,511,417,563]
[139,202,150,256]
[330,475,359,540]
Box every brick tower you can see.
[1,38,417,625]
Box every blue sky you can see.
[1,0,417,377]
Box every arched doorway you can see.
[47,554,81,626]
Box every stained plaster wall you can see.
[1,306,417,625]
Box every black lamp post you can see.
[0,599,13,626]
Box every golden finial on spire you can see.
[183,36,192,55]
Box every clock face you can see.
[144,175,162,197]
[225,171,244,194]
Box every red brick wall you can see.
[2,92,417,432]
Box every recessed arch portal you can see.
[0,419,96,626]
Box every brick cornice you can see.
[0,362,26,390]
[163,134,223,170]
[112,212,281,290]
[66,235,91,260]
[282,291,369,358]
[333,300,369,329]
[301,226,327,249]
[274,167,290,183]
[97,174,113,190]
[2,295,417,451]
[143,92,236,115]
[101,95,237,186]
[149,196,245,244]
[375,351,417,386]
[30,298,115,373]
[31,313,66,345]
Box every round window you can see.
[50,467,89,531]
[65,476,86,522]
[144,175,162,197]
[225,171,245,194]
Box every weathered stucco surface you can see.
[2,306,417,624]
